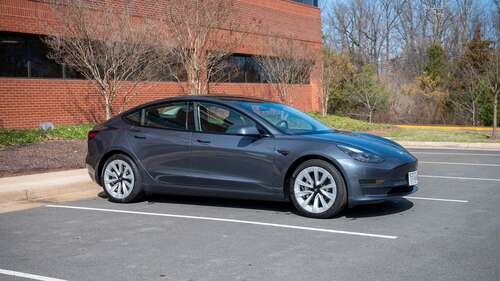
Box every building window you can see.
[0,32,84,79]
[291,0,319,7]
[212,54,265,83]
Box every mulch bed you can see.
[0,140,87,178]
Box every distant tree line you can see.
[321,0,499,137]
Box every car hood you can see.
[304,130,416,161]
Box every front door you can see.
[189,102,280,197]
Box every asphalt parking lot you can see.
[1,148,499,281]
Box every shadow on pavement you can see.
[343,198,414,219]
[144,193,293,213]
[138,193,414,219]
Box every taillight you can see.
[88,130,98,140]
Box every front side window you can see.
[197,102,256,134]
[143,102,191,130]
[239,102,331,135]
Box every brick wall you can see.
[0,79,313,128]
[0,0,322,129]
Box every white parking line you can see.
[411,152,500,157]
[419,175,500,182]
[404,196,469,203]
[0,269,67,281]
[46,205,398,240]
[420,161,500,167]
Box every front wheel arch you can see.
[283,155,348,201]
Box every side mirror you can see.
[235,125,264,137]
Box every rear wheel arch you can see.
[97,150,136,186]
[283,155,348,200]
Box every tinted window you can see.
[123,110,142,126]
[197,103,256,134]
[143,102,191,130]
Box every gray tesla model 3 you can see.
[86,96,418,218]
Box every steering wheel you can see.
[276,120,289,129]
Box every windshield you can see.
[238,102,332,135]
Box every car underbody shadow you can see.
[144,193,293,214]
[342,198,414,219]
[138,193,414,219]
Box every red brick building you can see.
[0,0,322,129]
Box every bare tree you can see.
[42,0,164,120]
[160,0,241,96]
[256,38,315,104]
[348,65,388,123]
[485,3,500,137]
[320,48,355,116]
[451,65,484,125]
[485,50,500,138]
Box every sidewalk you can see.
[0,169,100,213]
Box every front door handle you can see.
[196,139,211,144]
[134,135,147,139]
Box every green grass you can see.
[0,124,94,149]
[310,113,499,142]
[309,113,392,131]
[383,128,499,143]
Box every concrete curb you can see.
[0,169,100,213]
[396,141,500,150]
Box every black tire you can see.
[101,154,144,203]
[289,159,347,219]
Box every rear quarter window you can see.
[123,110,142,126]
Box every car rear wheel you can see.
[290,159,347,218]
[102,154,143,203]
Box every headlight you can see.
[337,144,384,163]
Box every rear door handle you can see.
[134,135,146,139]
[196,139,211,144]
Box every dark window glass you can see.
[123,110,142,126]
[292,0,318,7]
[28,37,62,78]
[0,33,29,77]
[197,102,256,134]
[0,32,86,79]
[210,54,264,83]
[143,102,190,130]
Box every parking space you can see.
[1,148,499,281]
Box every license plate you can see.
[408,171,418,186]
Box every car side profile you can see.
[86,96,418,218]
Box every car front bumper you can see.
[338,158,418,208]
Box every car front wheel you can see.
[290,159,347,218]
[101,154,143,203]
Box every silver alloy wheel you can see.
[294,166,337,214]
[103,159,135,199]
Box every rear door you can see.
[189,102,279,196]
[127,101,194,187]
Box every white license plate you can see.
[408,171,418,186]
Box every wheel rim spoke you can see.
[320,189,335,200]
[294,166,337,214]
[104,159,135,199]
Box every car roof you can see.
[123,95,276,114]
[162,95,270,103]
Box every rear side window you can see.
[123,110,142,126]
[143,102,191,130]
